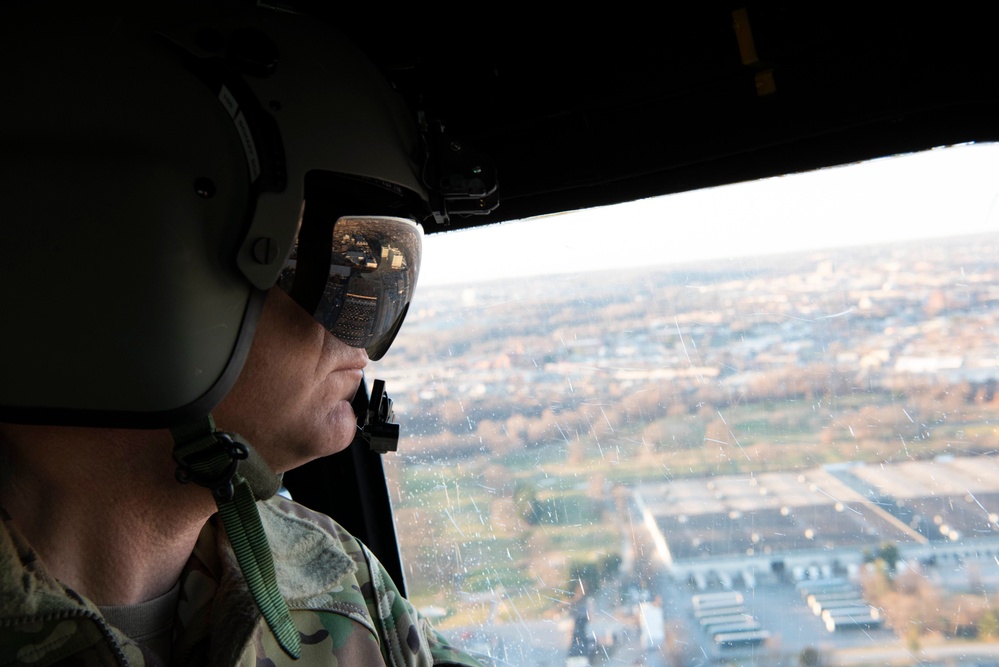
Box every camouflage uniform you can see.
[0,499,484,666]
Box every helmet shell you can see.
[0,4,425,427]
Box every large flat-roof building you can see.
[636,455,999,586]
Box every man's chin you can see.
[263,400,357,474]
[323,398,360,454]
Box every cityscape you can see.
[370,231,999,665]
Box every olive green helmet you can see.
[0,3,435,427]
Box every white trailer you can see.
[825,614,883,632]
[692,595,745,612]
[639,602,666,650]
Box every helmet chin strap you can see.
[170,414,300,659]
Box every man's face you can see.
[212,287,368,474]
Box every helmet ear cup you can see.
[0,15,258,426]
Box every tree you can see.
[878,543,900,574]
[475,419,509,454]
[513,482,541,525]
[980,609,999,639]
[799,647,821,667]
[567,560,601,598]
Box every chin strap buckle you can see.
[174,431,248,502]
[170,414,301,660]
[361,378,400,454]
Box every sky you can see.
[417,143,999,286]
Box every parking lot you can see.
[656,577,897,665]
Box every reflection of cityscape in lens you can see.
[373,231,999,665]
[330,221,416,349]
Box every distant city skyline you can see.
[418,142,999,286]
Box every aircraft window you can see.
[369,143,999,665]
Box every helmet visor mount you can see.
[277,173,425,360]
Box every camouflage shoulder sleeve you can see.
[336,530,484,667]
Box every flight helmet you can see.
[0,3,493,428]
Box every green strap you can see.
[171,415,302,659]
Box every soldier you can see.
[0,3,485,665]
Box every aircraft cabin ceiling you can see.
[332,4,999,232]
